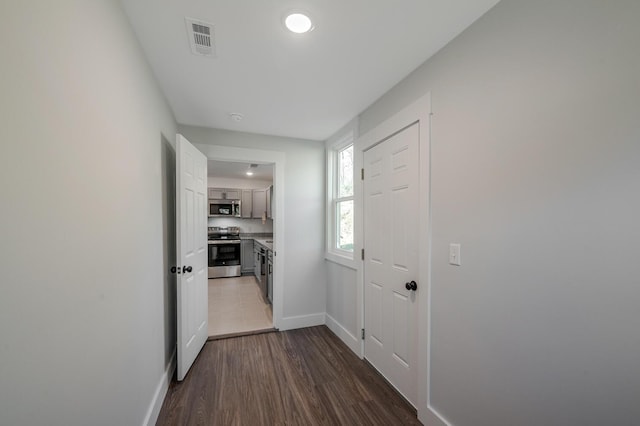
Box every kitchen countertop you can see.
[253,238,273,251]
[240,234,273,251]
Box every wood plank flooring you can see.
[157,326,421,426]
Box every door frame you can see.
[355,93,443,425]
[193,143,285,330]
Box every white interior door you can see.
[364,123,420,406]
[176,134,208,381]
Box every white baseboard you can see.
[325,313,361,357]
[142,348,176,426]
[278,312,326,331]
[419,405,450,426]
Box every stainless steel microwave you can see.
[209,199,241,217]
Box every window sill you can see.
[325,252,358,270]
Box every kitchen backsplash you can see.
[208,217,273,233]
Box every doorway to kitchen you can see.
[207,160,274,337]
[195,143,285,336]
[205,157,277,338]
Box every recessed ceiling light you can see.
[246,171,254,176]
[284,13,313,34]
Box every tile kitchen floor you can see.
[208,275,273,337]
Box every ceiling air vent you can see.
[185,18,216,57]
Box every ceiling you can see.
[208,160,273,180]
[121,0,500,141]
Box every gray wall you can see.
[0,1,177,425]
[330,0,640,424]
[178,126,327,320]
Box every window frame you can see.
[335,144,354,253]
[326,126,357,266]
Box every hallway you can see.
[157,326,420,425]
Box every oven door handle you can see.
[208,240,241,245]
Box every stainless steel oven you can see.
[208,226,242,278]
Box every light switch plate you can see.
[449,243,461,266]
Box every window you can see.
[326,120,357,263]
[335,145,354,252]
[326,124,356,262]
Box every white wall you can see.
[178,125,327,324]
[327,0,640,424]
[325,262,359,352]
[323,118,361,353]
[0,2,177,425]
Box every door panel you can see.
[369,281,384,347]
[369,192,384,263]
[392,290,410,366]
[364,122,420,406]
[392,186,409,270]
[176,134,208,381]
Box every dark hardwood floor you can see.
[156,326,421,425]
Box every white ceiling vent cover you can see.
[185,18,216,57]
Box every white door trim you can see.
[194,144,285,330]
[355,93,446,425]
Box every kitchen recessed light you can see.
[246,171,254,176]
[284,13,313,34]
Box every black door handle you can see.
[405,281,417,291]
[183,266,193,273]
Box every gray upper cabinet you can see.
[208,188,241,200]
[209,186,273,219]
[252,189,267,219]
[225,189,241,199]
[241,189,253,218]
[208,188,224,199]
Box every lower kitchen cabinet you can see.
[241,239,254,274]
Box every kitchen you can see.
[206,160,275,337]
